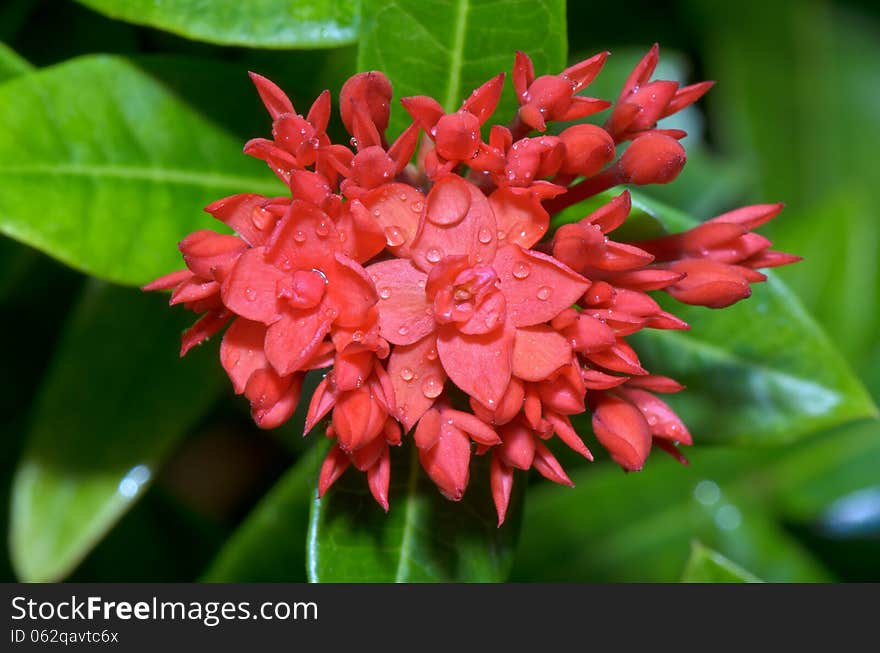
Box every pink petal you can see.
[264,309,331,376]
[498,421,536,470]
[418,421,471,501]
[493,245,589,327]
[488,187,549,248]
[367,258,434,345]
[490,453,515,527]
[512,325,572,382]
[220,248,284,324]
[437,321,514,409]
[180,309,230,356]
[325,253,378,328]
[265,200,339,271]
[360,183,425,257]
[204,194,279,247]
[410,177,497,272]
[318,444,350,496]
[220,318,268,393]
[592,395,652,470]
[387,335,446,432]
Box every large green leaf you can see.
[76,0,359,49]
[681,541,763,583]
[511,448,830,582]
[0,40,31,81]
[358,0,567,138]
[624,192,876,445]
[202,442,328,582]
[308,448,524,581]
[0,55,283,287]
[9,282,224,582]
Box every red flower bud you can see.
[618,133,686,185]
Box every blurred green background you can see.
[0,0,877,582]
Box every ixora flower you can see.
[145,46,798,525]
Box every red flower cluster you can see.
[146,46,797,524]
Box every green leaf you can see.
[358,0,567,138]
[771,421,880,524]
[10,282,224,581]
[682,541,763,583]
[511,448,831,582]
[76,0,359,49]
[0,55,284,287]
[202,442,328,582]
[626,191,876,445]
[0,40,32,82]
[308,447,523,581]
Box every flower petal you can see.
[493,244,589,327]
[220,318,268,394]
[512,325,572,382]
[360,183,425,257]
[265,200,339,271]
[592,395,652,470]
[264,309,331,376]
[221,247,284,324]
[387,335,446,432]
[411,176,497,272]
[325,252,378,328]
[488,187,548,248]
[418,421,471,501]
[368,258,434,345]
[437,320,514,409]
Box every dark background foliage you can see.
[0,0,877,582]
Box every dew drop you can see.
[244,287,257,301]
[497,230,507,241]
[398,326,410,336]
[537,285,552,300]
[425,348,438,361]
[373,209,382,217]
[384,225,405,247]
[478,227,493,244]
[378,287,391,299]
[278,256,293,271]
[422,376,443,398]
[411,200,424,213]
[350,137,359,148]
[426,247,443,263]
[417,279,426,289]
[399,193,408,201]
[316,220,330,238]
[293,230,307,243]
[351,330,364,342]
[400,367,414,381]
[512,263,531,279]
[647,415,658,426]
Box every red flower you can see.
[146,46,798,525]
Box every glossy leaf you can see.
[308,448,524,582]
[0,40,31,81]
[76,0,359,49]
[358,0,567,137]
[511,448,830,582]
[626,191,876,445]
[202,442,328,582]
[681,541,763,582]
[10,282,224,582]
[0,56,284,287]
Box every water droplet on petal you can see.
[316,220,330,238]
[411,201,424,213]
[400,367,414,381]
[373,209,381,217]
[350,137,359,148]
[398,326,410,336]
[537,286,552,300]
[379,287,391,299]
[425,348,438,361]
[244,287,257,301]
[512,263,530,279]
[351,330,364,342]
[384,225,405,247]
[478,227,493,244]
[426,248,443,263]
[293,230,307,243]
[399,193,408,201]
[421,376,443,398]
